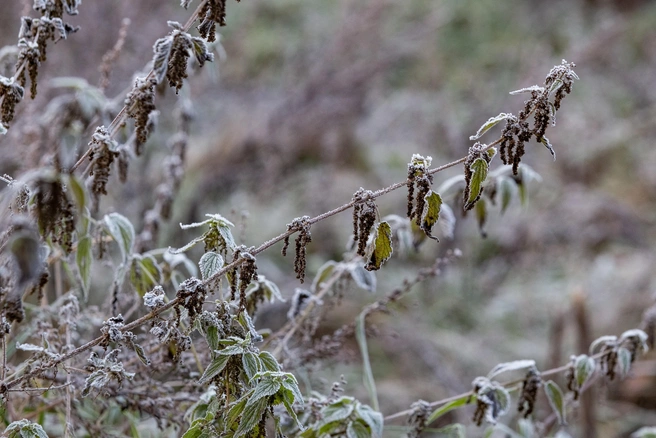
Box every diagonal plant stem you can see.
[1,155,467,390]
[383,354,605,423]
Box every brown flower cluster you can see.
[125,77,158,155]
[517,367,541,417]
[499,60,578,175]
[406,157,434,225]
[198,0,229,42]
[228,247,258,312]
[0,77,24,130]
[282,216,313,283]
[87,126,119,212]
[351,189,377,257]
[33,175,76,253]
[16,16,79,98]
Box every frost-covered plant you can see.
[0,1,650,437]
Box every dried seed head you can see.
[198,0,228,42]
[599,344,619,380]
[16,39,40,99]
[517,367,542,417]
[406,167,415,219]
[406,155,434,224]
[176,277,207,323]
[351,189,377,257]
[565,358,579,400]
[32,175,75,253]
[125,77,157,155]
[0,77,25,129]
[406,400,431,438]
[238,252,257,312]
[287,288,312,321]
[16,17,78,98]
[33,0,82,18]
[87,126,119,212]
[167,32,193,92]
[282,216,313,282]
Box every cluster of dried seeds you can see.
[282,216,313,283]
[351,189,377,257]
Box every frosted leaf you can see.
[509,85,544,95]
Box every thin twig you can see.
[384,353,601,423]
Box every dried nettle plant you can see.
[0,0,651,437]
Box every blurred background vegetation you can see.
[2,0,656,435]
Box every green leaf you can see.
[181,423,204,438]
[464,158,489,211]
[354,403,383,438]
[320,396,355,427]
[426,395,471,424]
[545,380,566,425]
[620,329,649,354]
[517,418,536,438]
[349,264,376,292]
[346,421,369,438]
[437,174,466,195]
[3,419,49,438]
[590,335,617,355]
[281,375,304,405]
[217,344,247,356]
[103,213,135,261]
[169,235,206,254]
[199,251,224,281]
[632,427,656,438]
[438,203,456,240]
[216,222,236,251]
[152,36,173,84]
[191,36,214,66]
[235,396,268,437]
[163,251,198,277]
[487,360,536,379]
[574,355,596,389]
[469,113,511,141]
[66,174,88,233]
[129,254,162,297]
[225,395,249,430]
[247,377,281,408]
[356,311,379,411]
[365,221,393,271]
[540,136,556,160]
[76,235,93,298]
[617,347,633,378]
[420,191,442,240]
[282,398,303,430]
[198,354,231,384]
[204,325,220,351]
[497,176,516,214]
[475,197,488,238]
[242,352,260,382]
[130,341,151,366]
[311,260,338,293]
[258,351,281,372]
[432,423,466,438]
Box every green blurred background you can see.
[2,0,656,435]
